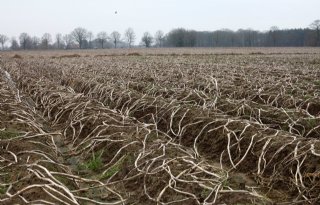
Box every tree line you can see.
[0,20,319,50]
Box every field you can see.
[1,48,320,204]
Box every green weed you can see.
[314,80,320,86]
[303,94,313,99]
[84,151,104,172]
[200,188,211,199]
[222,179,229,188]
[0,185,7,194]
[307,118,318,128]
[101,165,120,179]
[0,129,20,139]
[100,154,133,180]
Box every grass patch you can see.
[222,179,230,188]
[0,184,8,194]
[303,94,313,100]
[306,118,318,128]
[0,171,11,184]
[314,80,320,86]
[146,131,158,142]
[101,165,120,179]
[0,129,20,139]
[82,151,104,172]
[100,154,133,180]
[200,188,211,199]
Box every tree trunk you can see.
[317,28,320,46]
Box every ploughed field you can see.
[1,48,320,204]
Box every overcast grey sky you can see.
[1,0,319,40]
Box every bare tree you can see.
[41,33,52,49]
[141,32,153,48]
[110,31,121,48]
[88,31,94,49]
[71,27,88,49]
[0,34,9,50]
[31,36,40,49]
[269,26,279,46]
[11,38,19,50]
[124,28,135,48]
[63,34,73,49]
[19,33,32,50]
[310,20,320,46]
[97,32,108,49]
[55,33,62,49]
[154,30,164,47]
[242,28,256,47]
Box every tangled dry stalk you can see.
[1,48,320,204]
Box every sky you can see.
[0,0,319,43]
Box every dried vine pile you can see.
[1,48,320,204]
